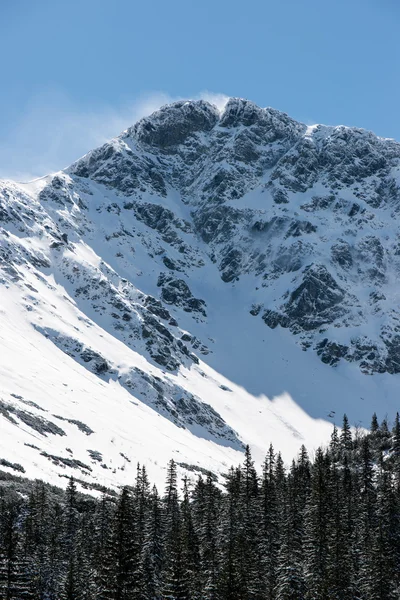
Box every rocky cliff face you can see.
[1,98,400,489]
[68,98,400,375]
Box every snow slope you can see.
[1,98,400,492]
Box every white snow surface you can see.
[1,98,400,494]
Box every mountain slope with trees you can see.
[1,98,400,488]
[0,412,399,599]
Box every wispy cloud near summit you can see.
[0,90,229,182]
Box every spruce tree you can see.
[46,500,65,600]
[259,444,279,600]
[379,418,392,452]
[304,448,330,600]
[180,477,200,600]
[275,464,305,600]
[236,446,260,600]
[369,454,396,600]
[371,412,379,434]
[162,460,185,600]
[325,461,352,600]
[132,464,151,598]
[192,473,221,600]
[114,486,136,600]
[22,480,50,599]
[357,437,377,598]
[94,492,117,600]
[329,425,340,461]
[62,478,81,600]
[217,466,241,600]
[141,485,163,600]
[340,414,352,455]
[0,493,27,600]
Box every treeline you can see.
[1,412,400,600]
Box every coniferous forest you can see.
[1,413,400,600]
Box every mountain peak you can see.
[2,98,400,491]
[123,97,306,150]
[127,99,220,148]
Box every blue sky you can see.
[1,0,399,179]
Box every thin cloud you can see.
[0,90,230,182]
[197,91,230,113]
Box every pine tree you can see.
[259,444,279,600]
[21,480,50,599]
[329,425,340,461]
[304,448,330,600]
[369,454,396,600]
[379,418,392,452]
[162,460,186,600]
[131,464,151,599]
[114,486,136,600]
[192,473,221,600]
[340,414,352,454]
[180,477,200,600]
[357,436,377,598]
[371,412,379,434]
[140,485,163,600]
[94,492,117,600]
[61,478,82,600]
[0,492,19,600]
[46,499,65,600]
[8,550,35,600]
[275,446,310,600]
[75,511,97,600]
[295,445,311,513]
[236,446,260,600]
[217,466,241,600]
[275,464,305,600]
[325,461,353,600]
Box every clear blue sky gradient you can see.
[1,0,399,178]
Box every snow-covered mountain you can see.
[1,98,400,492]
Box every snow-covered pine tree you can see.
[235,446,261,600]
[21,480,51,599]
[217,466,241,600]
[180,477,200,600]
[340,414,352,456]
[61,478,82,600]
[94,492,117,600]
[357,436,377,598]
[192,472,221,600]
[162,459,186,600]
[0,491,34,599]
[259,444,279,600]
[113,486,136,600]
[325,460,353,600]
[275,461,305,600]
[131,464,151,599]
[369,452,397,600]
[304,448,330,600]
[140,485,163,600]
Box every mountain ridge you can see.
[1,97,400,492]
